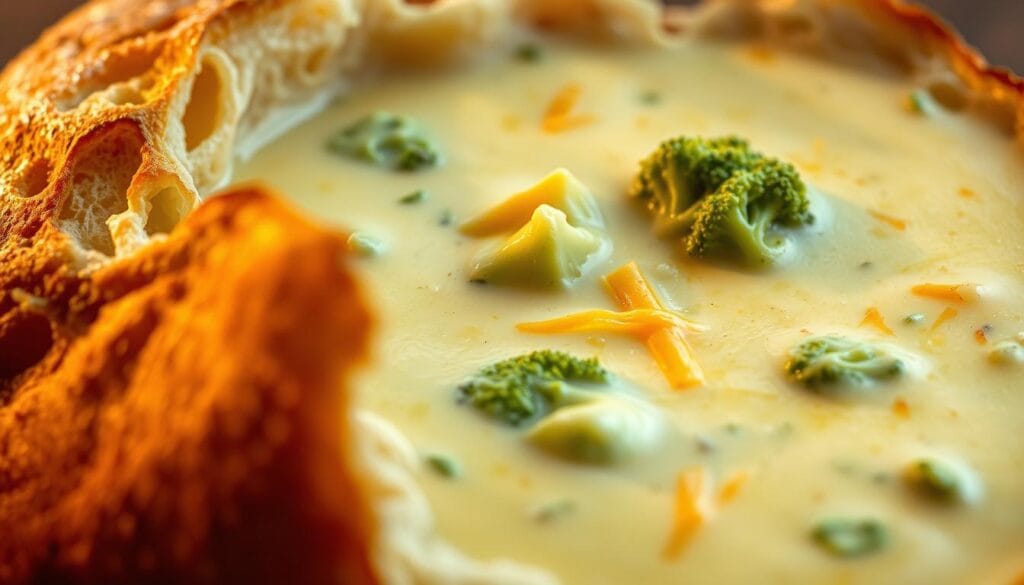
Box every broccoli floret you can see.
[469,205,608,288]
[327,111,440,172]
[785,335,906,390]
[462,169,611,289]
[526,394,665,464]
[630,135,811,267]
[456,350,609,426]
[457,351,666,465]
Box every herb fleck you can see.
[639,91,661,105]
[907,89,939,116]
[439,209,454,226]
[399,189,428,205]
[903,313,925,325]
[530,499,575,524]
[514,43,543,63]
[424,453,461,479]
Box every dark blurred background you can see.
[1,0,1022,72]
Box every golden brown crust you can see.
[1,0,1023,584]
[672,0,1024,138]
[0,187,377,584]
[0,4,381,580]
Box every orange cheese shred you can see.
[868,210,908,231]
[542,83,595,133]
[517,308,706,337]
[930,307,959,332]
[662,468,712,561]
[604,262,704,389]
[716,471,750,505]
[974,328,989,345]
[911,283,980,304]
[892,398,911,419]
[859,307,894,336]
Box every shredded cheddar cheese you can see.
[930,307,959,332]
[605,262,705,389]
[869,210,908,231]
[717,471,751,505]
[517,308,706,337]
[542,83,595,133]
[662,468,713,561]
[911,283,980,304]
[892,398,911,419]
[974,328,989,345]
[516,262,704,389]
[860,307,894,336]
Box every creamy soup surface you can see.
[234,31,1024,585]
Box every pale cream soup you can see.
[234,32,1024,585]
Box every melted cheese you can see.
[233,35,1024,585]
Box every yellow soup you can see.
[234,33,1024,585]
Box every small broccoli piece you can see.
[469,205,608,288]
[424,453,461,479]
[988,336,1024,366]
[346,232,387,258]
[630,135,811,267]
[514,43,543,63]
[456,350,609,426]
[398,189,428,205]
[811,518,888,558]
[529,499,575,524]
[327,111,440,172]
[462,169,611,288]
[639,91,661,105]
[906,89,939,116]
[906,459,959,499]
[457,351,665,465]
[438,209,454,226]
[526,393,665,464]
[903,458,978,504]
[785,335,907,390]
[903,313,925,325]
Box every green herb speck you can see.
[639,91,661,105]
[514,43,543,63]
[424,453,460,479]
[907,89,938,116]
[530,499,575,524]
[439,209,454,226]
[903,313,925,325]
[398,189,428,205]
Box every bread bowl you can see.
[1,0,1023,583]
